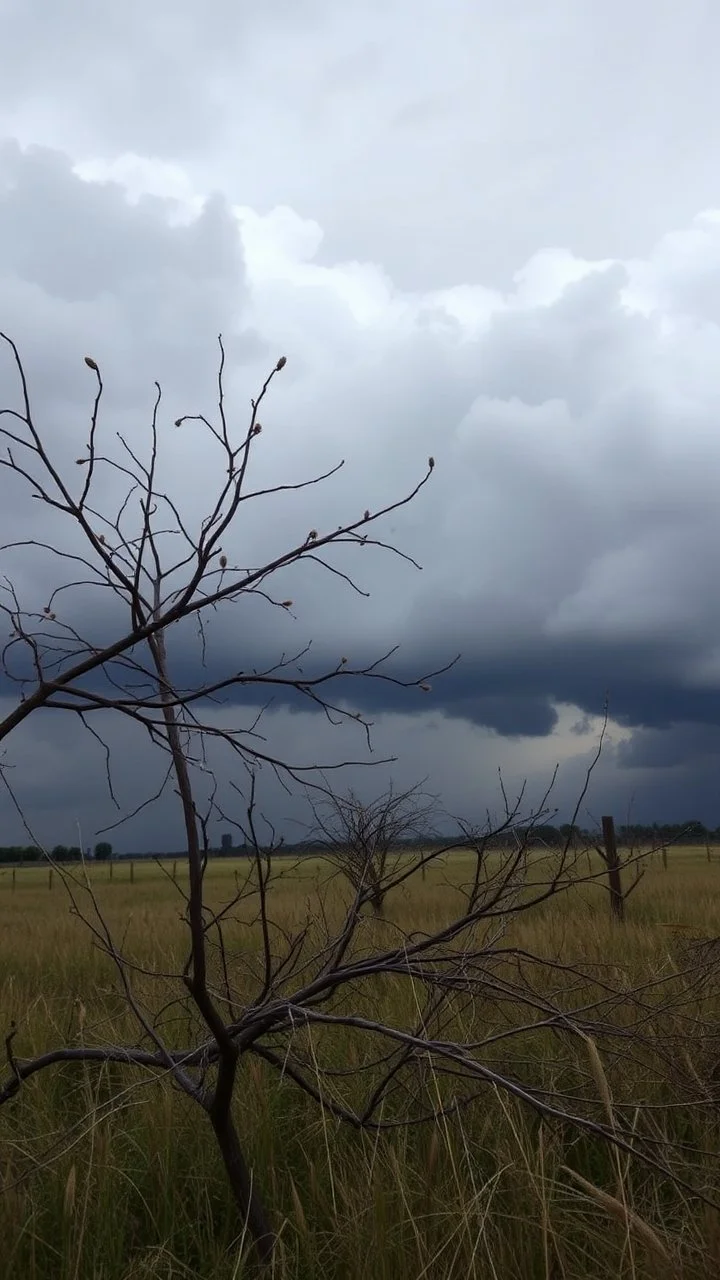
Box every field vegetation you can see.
[1,846,719,1280]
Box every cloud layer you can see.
[5,1,720,288]
[2,3,720,843]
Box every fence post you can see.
[662,846,668,871]
[130,861,135,885]
[707,842,713,864]
[172,860,177,882]
[601,816,625,922]
[48,866,53,891]
[109,860,113,882]
[12,866,16,892]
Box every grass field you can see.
[1,847,719,1279]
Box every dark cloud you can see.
[615,723,720,771]
[3,127,720,840]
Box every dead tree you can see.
[0,334,718,1269]
[305,778,439,913]
[0,333,453,1264]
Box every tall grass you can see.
[1,850,719,1279]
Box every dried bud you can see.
[428,456,435,470]
[219,554,227,569]
[363,509,370,521]
[281,599,293,607]
[75,457,88,465]
[307,529,318,541]
[174,418,182,428]
[48,612,56,621]
[340,656,348,664]
[84,356,99,372]
[419,682,432,692]
[97,534,106,545]
[253,423,262,435]
[276,355,287,371]
[43,606,51,615]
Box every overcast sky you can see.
[2,0,720,850]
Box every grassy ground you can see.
[1,847,719,1279]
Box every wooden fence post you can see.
[130,861,135,885]
[172,860,177,882]
[12,866,16,892]
[601,816,625,922]
[48,866,53,891]
[662,846,668,871]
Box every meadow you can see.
[1,847,719,1280]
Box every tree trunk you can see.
[210,1109,275,1266]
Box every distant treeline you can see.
[501,822,718,847]
[208,822,720,852]
[0,822,715,866]
[0,842,111,864]
[0,846,46,864]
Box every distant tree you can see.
[307,779,438,915]
[0,847,23,863]
[94,841,112,861]
[532,824,561,846]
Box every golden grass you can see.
[0,847,719,1279]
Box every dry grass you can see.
[1,847,719,1279]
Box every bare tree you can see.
[305,777,439,913]
[0,332,452,1263]
[0,334,718,1270]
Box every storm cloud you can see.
[2,2,720,847]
